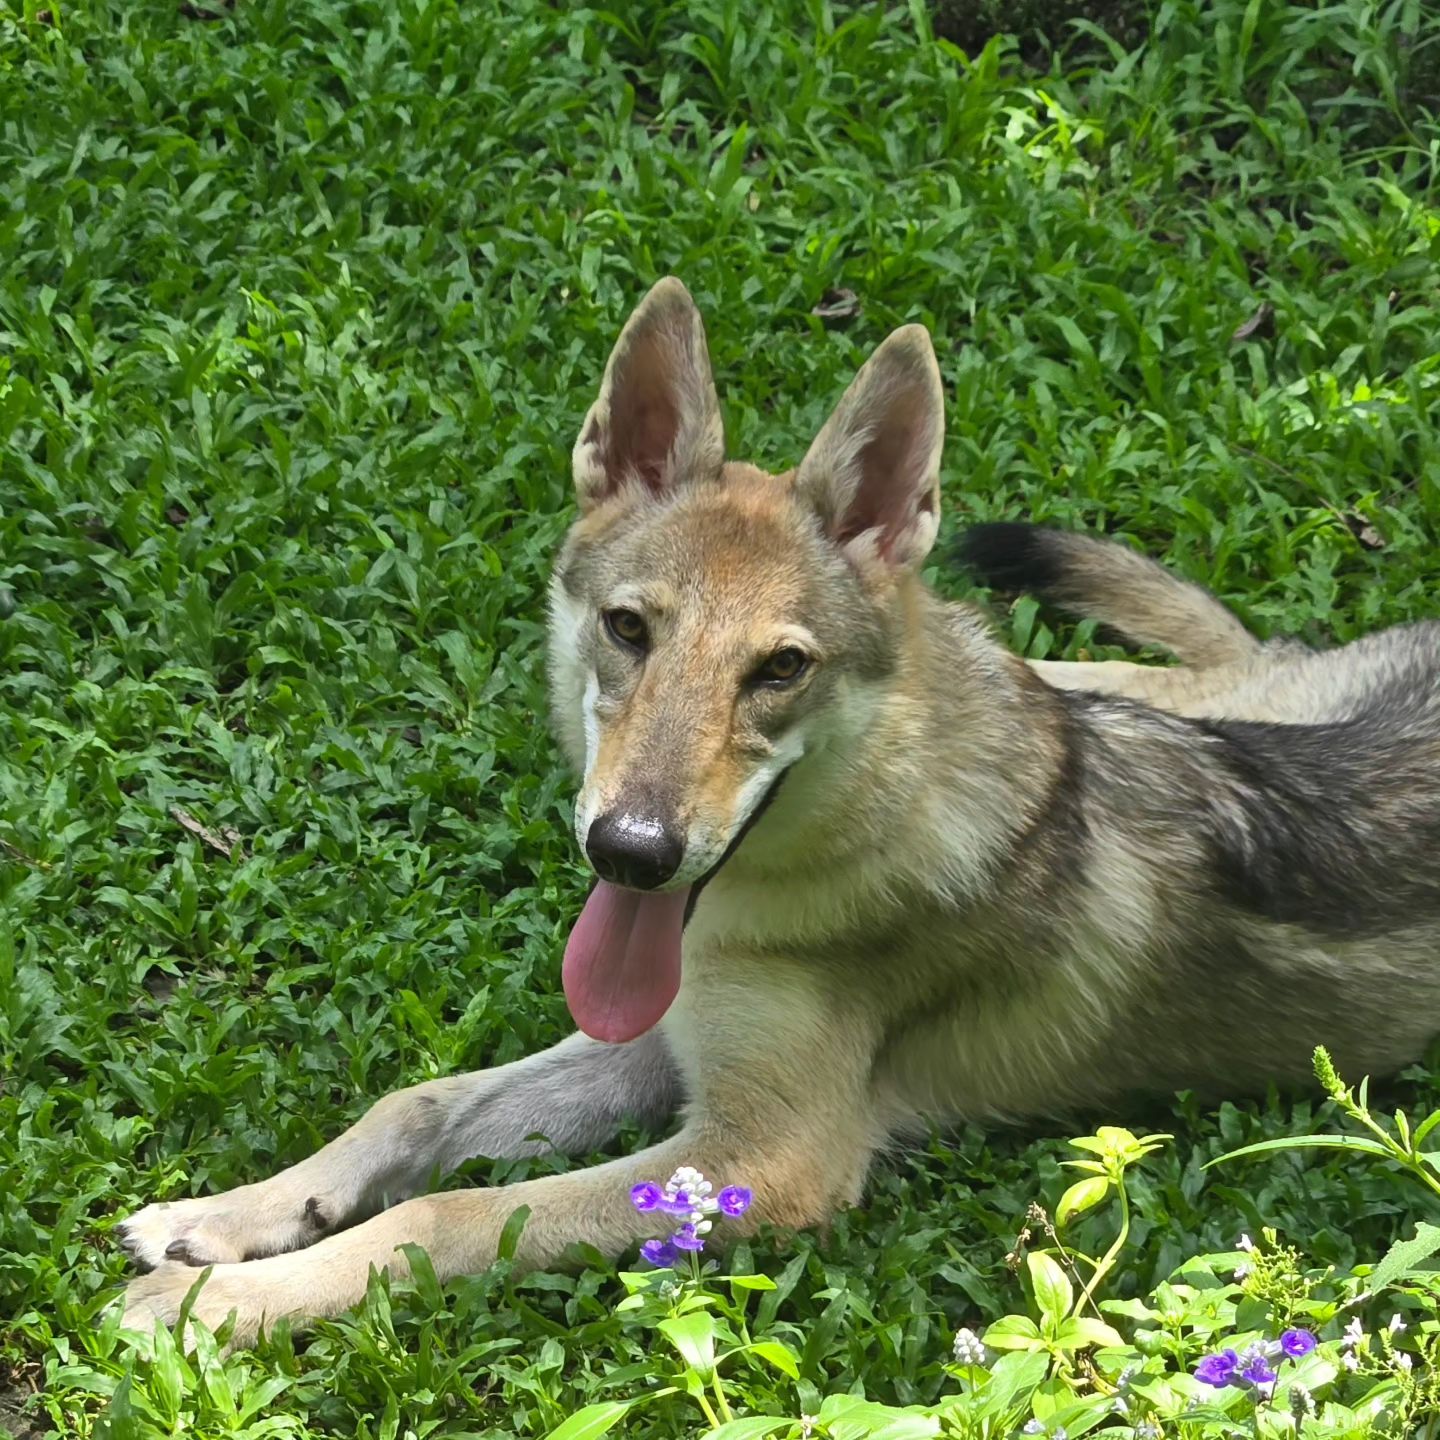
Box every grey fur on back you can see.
[941,522,1440,1107]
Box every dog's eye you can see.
[604,609,649,650]
[755,648,809,685]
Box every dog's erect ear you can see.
[795,325,944,570]
[571,277,725,511]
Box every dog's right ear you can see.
[571,278,725,512]
[795,325,944,573]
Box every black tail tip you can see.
[956,522,1064,593]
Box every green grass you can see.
[2,0,1439,1436]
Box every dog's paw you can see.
[115,1185,330,1270]
[115,1197,252,1270]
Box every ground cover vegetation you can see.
[2,0,1438,1435]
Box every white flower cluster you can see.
[951,1326,986,1366]
[665,1165,718,1236]
[1340,1315,1365,1371]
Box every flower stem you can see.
[711,1373,733,1424]
[1078,1175,1130,1315]
[695,1389,721,1428]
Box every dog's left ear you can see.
[571,277,725,512]
[795,325,944,570]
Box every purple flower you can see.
[632,1166,753,1268]
[1280,1329,1316,1359]
[1194,1350,1240,1387]
[717,1185,753,1217]
[1238,1351,1278,1388]
[639,1238,677,1267]
[631,1182,663,1212]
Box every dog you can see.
[118,277,1440,1344]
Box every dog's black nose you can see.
[585,813,684,890]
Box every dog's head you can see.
[548,277,944,1041]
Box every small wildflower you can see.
[1052,1429,1068,1440]
[1237,1347,1278,1389]
[630,1166,751,1265]
[630,1182,663,1212]
[1237,1233,1255,1252]
[1022,1423,1045,1436]
[1280,1329,1317,1359]
[952,1326,986,1366]
[1343,1316,1365,1349]
[799,1418,816,1440]
[1394,1351,1413,1373]
[717,1185,752,1217]
[1233,1263,1251,1282]
[1195,1350,1240,1387]
[1388,1312,1407,1334]
[639,1238,677,1267]
[1341,1351,1360,1372]
[1134,1425,1161,1440]
[671,1222,705,1252]
[1290,1383,1315,1420]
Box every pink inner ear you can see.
[621,397,679,492]
[603,344,681,495]
[835,389,936,557]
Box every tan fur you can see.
[117,279,1440,1348]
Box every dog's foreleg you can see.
[120,1025,880,1346]
[116,1030,679,1270]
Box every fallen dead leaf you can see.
[812,288,862,324]
[1343,513,1385,550]
[170,806,243,859]
[1230,301,1275,342]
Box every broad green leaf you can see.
[1027,1251,1073,1327]
[1367,1221,1440,1291]
[659,1311,717,1379]
[1053,1316,1124,1350]
[816,1396,939,1440]
[1101,1298,1160,1322]
[702,1420,791,1440]
[1206,1135,1393,1168]
[972,1350,1049,1418]
[546,1401,633,1440]
[496,1203,531,1261]
[745,1339,800,1379]
[1056,1176,1111,1225]
[1411,1109,1440,1147]
[983,1314,1043,1351]
[727,1274,778,1291]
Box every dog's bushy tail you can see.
[958,522,1259,668]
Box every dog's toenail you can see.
[164,1240,192,1262]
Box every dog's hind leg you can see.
[115,1029,679,1271]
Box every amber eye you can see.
[604,608,649,650]
[754,647,809,685]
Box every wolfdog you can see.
[119,278,1440,1342]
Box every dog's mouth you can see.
[561,770,791,1043]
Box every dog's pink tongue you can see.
[563,881,689,1043]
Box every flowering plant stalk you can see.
[611,1166,760,1430]
[1210,1045,1440,1205]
